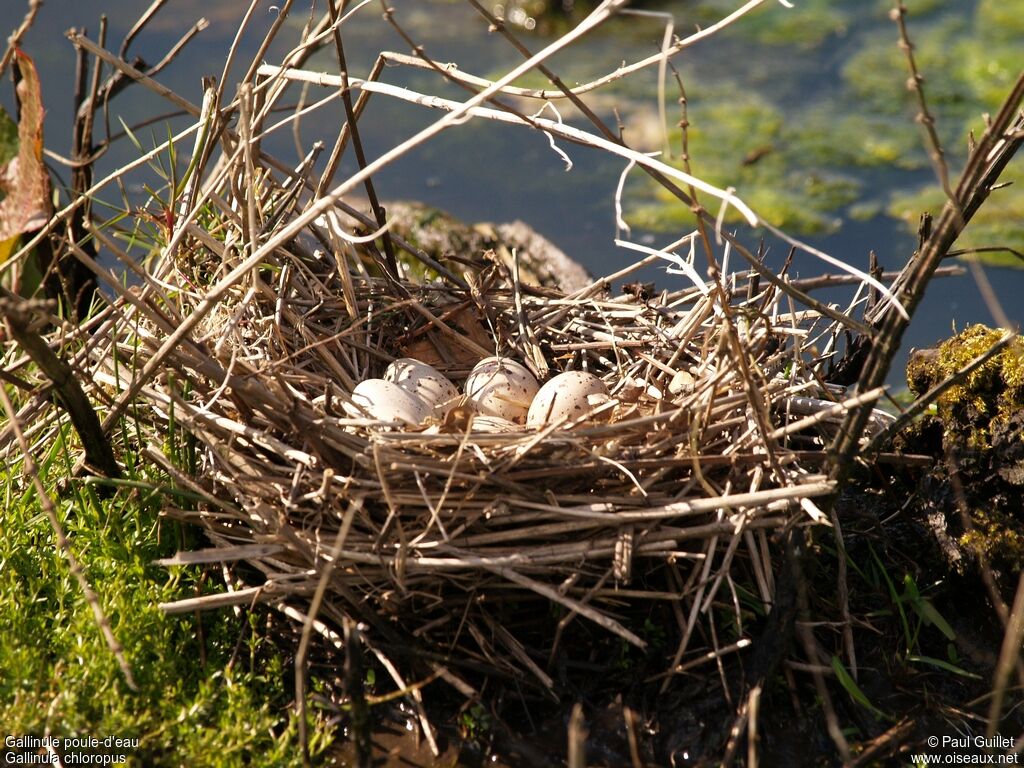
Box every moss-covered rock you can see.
[903,325,1024,574]
[382,201,592,291]
[960,508,1024,568]
[907,324,1024,437]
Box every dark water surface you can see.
[12,0,1024,387]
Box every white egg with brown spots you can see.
[527,371,610,427]
[384,358,459,418]
[343,378,429,427]
[464,357,539,423]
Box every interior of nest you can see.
[143,225,853,696]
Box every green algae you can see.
[848,201,885,221]
[625,88,860,233]
[852,0,1024,264]
[894,0,946,15]
[975,0,1024,41]
[787,106,927,171]
[888,157,1024,269]
[842,14,972,120]
[511,0,1024,245]
[691,0,849,50]
[620,0,1014,236]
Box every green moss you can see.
[906,325,1024,451]
[960,509,1024,571]
[906,350,938,398]
[0,423,334,766]
[936,326,1003,398]
[905,327,1024,570]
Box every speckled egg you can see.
[343,378,429,427]
[384,358,459,418]
[464,357,540,423]
[527,371,610,427]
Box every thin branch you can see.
[119,0,168,59]
[2,298,121,479]
[143,17,209,79]
[892,3,955,204]
[66,30,201,116]
[828,75,1024,481]
[946,246,1024,263]
[296,496,360,765]
[326,0,398,279]
[987,574,1024,740]
[0,0,42,78]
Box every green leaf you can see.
[912,597,957,641]
[870,546,913,651]
[831,655,890,720]
[907,655,981,679]
[901,573,921,601]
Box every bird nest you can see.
[119,227,880,701]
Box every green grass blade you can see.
[831,655,890,721]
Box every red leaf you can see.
[0,49,51,254]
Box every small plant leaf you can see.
[947,643,960,664]
[907,655,981,679]
[912,597,957,641]
[831,655,890,720]
[870,546,913,651]
[901,573,921,601]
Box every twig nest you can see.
[384,358,459,418]
[343,378,429,427]
[464,357,540,423]
[527,371,610,427]
[470,415,521,433]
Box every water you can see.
[11,0,1024,388]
